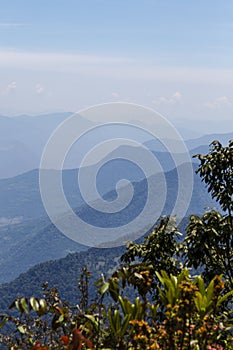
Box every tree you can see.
[118,216,183,303]
[184,140,233,287]
[195,140,233,217]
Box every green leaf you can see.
[38,299,47,315]
[217,289,233,308]
[0,317,7,329]
[85,314,99,329]
[20,298,29,314]
[108,309,117,335]
[100,282,109,295]
[121,314,131,336]
[30,297,39,312]
[57,314,64,323]
[17,325,27,334]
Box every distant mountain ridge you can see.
[0,112,72,178]
[0,112,232,179]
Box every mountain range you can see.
[1,112,232,179]
[0,112,231,312]
[0,162,219,284]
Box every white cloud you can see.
[0,81,17,95]
[173,91,182,100]
[7,81,16,91]
[0,50,130,72]
[153,91,182,106]
[111,92,120,99]
[204,96,232,109]
[0,49,233,87]
[35,83,44,94]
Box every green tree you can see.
[184,140,233,287]
[120,216,183,301]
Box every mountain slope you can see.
[0,246,125,311]
[186,132,233,150]
[0,217,86,283]
[0,163,219,284]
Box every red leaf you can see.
[61,335,70,345]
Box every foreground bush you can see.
[1,267,233,349]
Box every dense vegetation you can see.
[0,139,232,349]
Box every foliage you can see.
[194,140,233,215]
[1,269,233,349]
[184,140,233,287]
[184,210,233,285]
[0,271,98,350]
[121,216,182,274]
[120,216,183,301]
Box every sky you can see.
[0,0,233,132]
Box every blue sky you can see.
[0,0,233,132]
